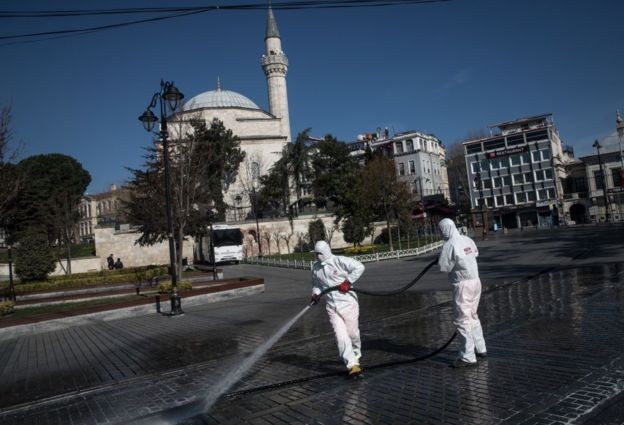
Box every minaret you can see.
[261,6,291,142]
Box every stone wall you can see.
[94,227,195,270]
[234,214,385,257]
[0,257,102,279]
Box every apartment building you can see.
[78,184,130,242]
[463,114,570,229]
[348,129,449,201]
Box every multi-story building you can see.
[579,150,624,223]
[78,184,130,242]
[463,114,571,229]
[348,129,449,201]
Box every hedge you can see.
[0,265,169,295]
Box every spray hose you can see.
[315,257,439,300]
[310,255,457,364]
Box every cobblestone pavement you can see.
[0,225,623,424]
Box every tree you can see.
[15,228,57,281]
[0,104,22,243]
[342,214,368,246]
[308,219,325,246]
[311,134,360,218]
[288,128,312,210]
[257,150,290,217]
[358,156,411,251]
[126,118,244,280]
[13,154,91,274]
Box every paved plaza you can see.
[0,225,623,424]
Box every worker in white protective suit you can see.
[438,218,487,368]
[310,240,365,376]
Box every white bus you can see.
[202,225,243,264]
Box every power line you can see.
[0,0,451,45]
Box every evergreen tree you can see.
[125,118,244,279]
[15,228,57,281]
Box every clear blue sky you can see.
[3,0,623,194]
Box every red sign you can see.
[487,146,528,158]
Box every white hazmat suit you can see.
[311,241,365,370]
[438,218,487,365]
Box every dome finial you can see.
[217,76,221,91]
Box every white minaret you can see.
[261,7,291,143]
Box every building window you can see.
[521,153,531,164]
[516,192,527,203]
[594,170,604,190]
[406,139,414,151]
[486,197,494,207]
[511,155,521,166]
[505,194,514,205]
[493,177,502,188]
[409,160,415,174]
[538,189,548,200]
[483,179,492,189]
[612,168,622,187]
[490,158,508,170]
[535,169,547,181]
[541,150,551,160]
[523,172,533,183]
[466,143,483,154]
[496,195,504,206]
[532,151,541,162]
[527,191,536,202]
[503,176,512,186]
[513,174,523,185]
[395,142,404,154]
[399,163,405,176]
[547,188,555,199]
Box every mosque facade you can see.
[171,7,291,222]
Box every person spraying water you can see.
[309,240,366,377]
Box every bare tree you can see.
[324,222,339,247]
[271,229,282,255]
[262,231,272,256]
[0,104,22,233]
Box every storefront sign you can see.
[487,146,527,158]
[536,200,552,208]
[607,187,624,194]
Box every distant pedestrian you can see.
[114,258,124,269]
[107,254,115,270]
[438,218,487,368]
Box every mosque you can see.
[172,7,292,222]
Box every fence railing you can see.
[243,240,443,270]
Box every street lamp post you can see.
[251,184,262,257]
[617,111,624,170]
[139,80,184,316]
[7,245,15,302]
[592,140,610,223]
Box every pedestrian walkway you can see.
[0,225,622,424]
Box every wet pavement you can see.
[0,225,623,424]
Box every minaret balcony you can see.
[261,54,289,67]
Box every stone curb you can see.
[0,284,264,340]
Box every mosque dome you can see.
[183,87,260,111]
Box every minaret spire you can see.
[261,6,291,143]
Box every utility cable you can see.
[0,0,452,44]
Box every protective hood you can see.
[438,218,459,241]
[314,240,333,263]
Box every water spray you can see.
[130,256,451,424]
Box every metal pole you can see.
[160,90,182,315]
[252,185,262,257]
[595,141,610,223]
[210,222,217,281]
[8,245,15,301]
